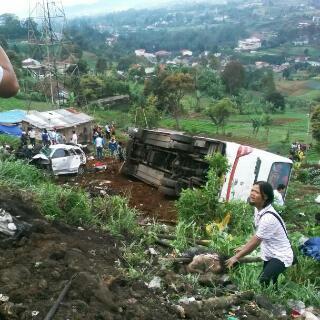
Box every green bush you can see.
[0,159,46,187]
[36,183,93,226]
[93,195,141,237]
[176,153,229,226]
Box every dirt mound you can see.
[0,191,176,320]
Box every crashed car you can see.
[31,144,86,175]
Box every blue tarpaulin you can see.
[300,237,320,261]
[0,110,26,124]
[0,124,22,136]
[0,109,26,137]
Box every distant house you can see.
[106,36,118,47]
[293,39,309,46]
[273,63,290,73]
[22,58,46,78]
[155,50,171,58]
[135,49,146,57]
[298,22,310,28]
[235,37,261,51]
[143,53,157,64]
[308,61,320,67]
[313,16,320,25]
[22,108,93,143]
[255,61,270,69]
[294,56,309,63]
[181,49,193,57]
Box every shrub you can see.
[36,183,93,226]
[93,195,141,237]
[176,152,229,226]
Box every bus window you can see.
[267,162,292,190]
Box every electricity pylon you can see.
[28,0,67,106]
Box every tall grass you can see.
[0,159,46,187]
[93,195,141,237]
[36,183,93,226]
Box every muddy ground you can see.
[59,157,177,223]
[0,157,306,320]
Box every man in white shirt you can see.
[28,127,36,146]
[226,181,293,286]
[70,130,78,144]
[95,134,104,160]
[273,184,285,206]
[0,46,19,98]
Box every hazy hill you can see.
[65,0,226,17]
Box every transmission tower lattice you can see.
[28,0,68,106]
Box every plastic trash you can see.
[289,300,305,318]
[314,195,320,204]
[300,237,320,261]
[147,276,161,289]
[7,223,17,231]
[178,296,196,304]
[0,294,9,302]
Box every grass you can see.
[160,109,316,157]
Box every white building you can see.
[135,49,146,57]
[235,37,261,51]
[181,49,193,57]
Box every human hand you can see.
[225,256,238,269]
[234,246,243,254]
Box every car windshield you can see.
[40,146,53,157]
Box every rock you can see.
[38,279,48,289]
[175,305,186,318]
[93,287,118,311]
[51,270,61,279]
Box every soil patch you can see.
[59,157,177,223]
[0,191,176,320]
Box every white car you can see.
[31,144,86,175]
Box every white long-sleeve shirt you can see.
[254,205,293,267]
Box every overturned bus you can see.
[122,129,292,202]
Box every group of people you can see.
[92,123,124,161]
[40,128,71,146]
[290,141,307,163]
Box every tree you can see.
[251,118,262,136]
[197,69,225,100]
[282,68,290,80]
[130,95,160,129]
[260,71,276,93]
[261,113,273,140]
[96,58,107,74]
[206,98,236,133]
[265,91,285,111]
[311,105,320,144]
[77,59,89,74]
[221,61,245,95]
[162,72,194,128]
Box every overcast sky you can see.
[0,0,99,18]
